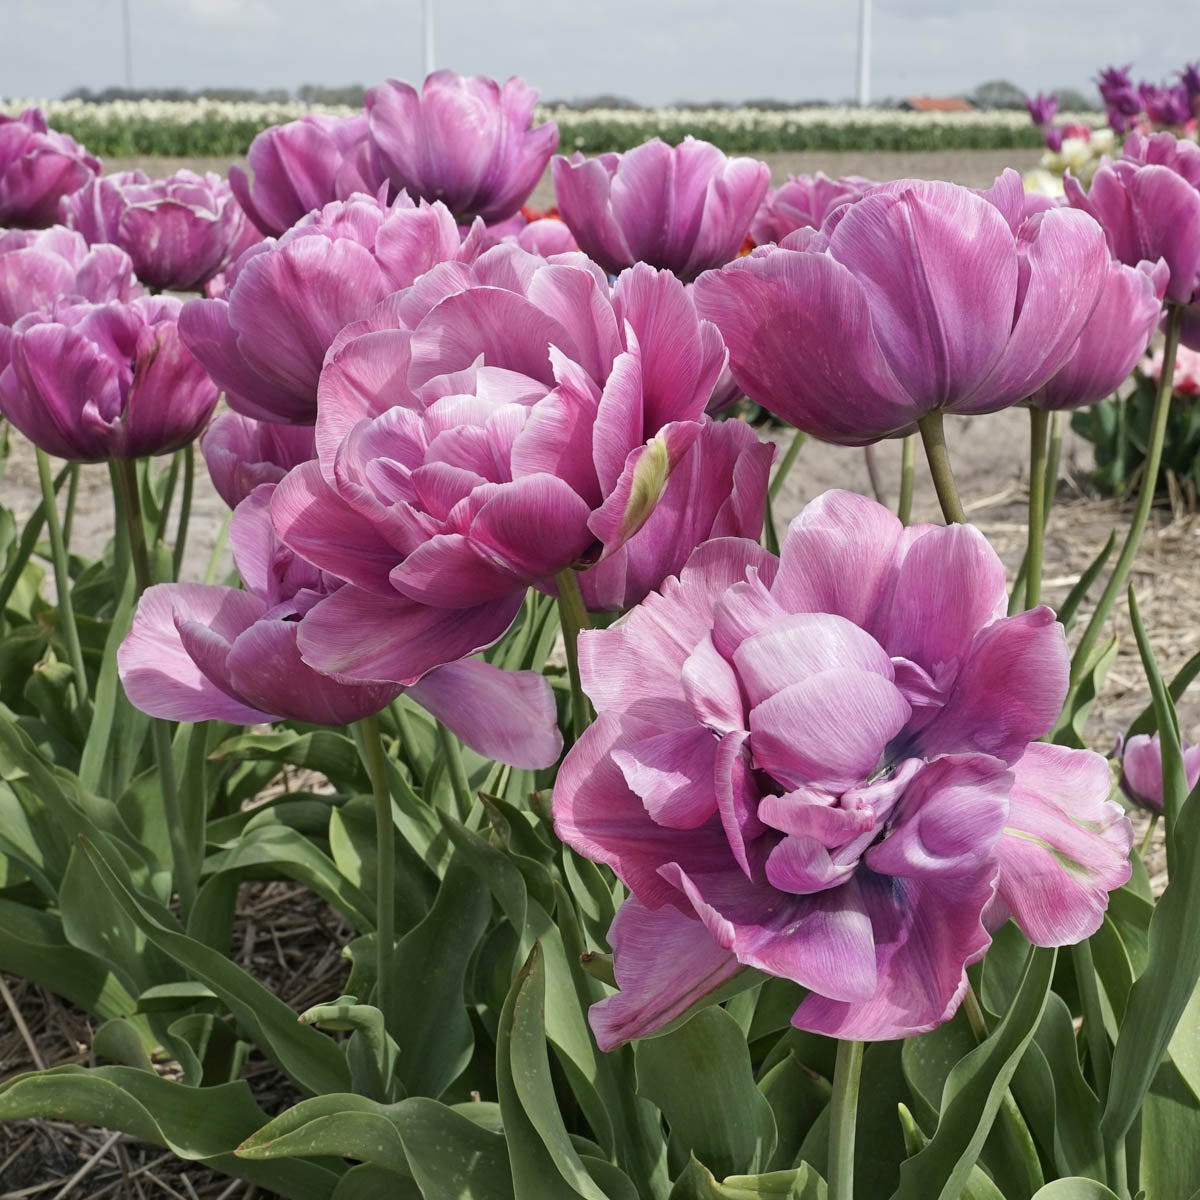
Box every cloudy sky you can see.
[4,0,1199,105]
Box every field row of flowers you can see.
[0,95,1107,156]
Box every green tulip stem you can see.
[898,433,916,526]
[62,462,79,552]
[1139,813,1160,860]
[768,425,806,504]
[917,411,966,524]
[1068,303,1183,693]
[555,569,593,745]
[828,1038,864,1200]
[1026,407,1051,609]
[436,721,473,821]
[172,443,194,580]
[203,510,232,585]
[357,713,395,1022]
[114,455,196,916]
[35,448,89,709]
[1043,410,1063,518]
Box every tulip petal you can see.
[118,584,273,724]
[993,743,1132,946]
[589,897,744,1051]
[612,725,720,829]
[296,583,524,686]
[407,658,563,768]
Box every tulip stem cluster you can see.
[1026,407,1051,608]
[828,1037,864,1200]
[114,454,196,915]
[356,713,395,1024]
[35,447,89,709]
[1067,303,1184,694]
[172,445,194,580]
[555,568,592,745]
[916,410,966,524]
[897,433,916,525]
[435,722,473,820]
[1139,813,1160,858]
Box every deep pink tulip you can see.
[1065,133,1200,309]
[750,173,875,245]
[1028,256,1167,410]
[475,210,579,256]
[230,112,384,237]
[1119,733,1200,813]
[694,170,1112,444]
[201,410,316,510]
[180,189,471,425]
[553,490,1132,1045]
[366,71,558,223]
[553,137,769,282]
[62,169,247,291]
[0,296,218,462]
[269,246,772,685]
[0,225,141,326]
[0,108,100,229]
[118,484,562,766]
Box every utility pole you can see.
[856,0,871,107]
[422,0,435,77]
[121,0,134,89]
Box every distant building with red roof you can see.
[901,96,975,112]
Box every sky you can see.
[3,0,1199,105]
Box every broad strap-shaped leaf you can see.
[668,1155,828,1199]
[238,1093,516,1197]
[496,943,613,1200]
[80,835,351,1097]
[1103,593,1200,1141]
[896,1106,1005,1200]
[1139,1059,1200,1200]
[892,946,1056,1200]
[636,1005,777,1180]
[0,1065,341,1199]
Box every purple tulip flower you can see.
[553,490,1132,1045]
[201,410,316,510]
[1066,132,1200,342]
[694,170,1112,445]
[1026,91,1059,128]
[0,295,218,462]
[180,189,472,425]
[1139,83,1193,128]
[366,71,558,223]
[1119,733,1200,813]
[119,483,562,767]
[474,210,579,256]
[0,108,101,229]
[0,225,141,326]
[230,112,384,237]
[268,246,772,685]
[62,169,247,292]
[1028,255,1167,410]
[750,173,875,246]
[1182,63,1200,102]
[553,137,770,283]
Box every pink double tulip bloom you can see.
[750,172,875,245]
[230,113,383,236]
[62,169,247,292]
[553,137,769,282]
[0,108,100,228]
[694,171,1115,443]
[0,226,141,326]
[180,190,472,424]
[0,296,218,462]
[201,411,316,510]
[269,246,772,686]
[553,491,1132,1045]
[119,484,562,768]
[366,71,558,223]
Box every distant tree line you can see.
[56,80,1099,111]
